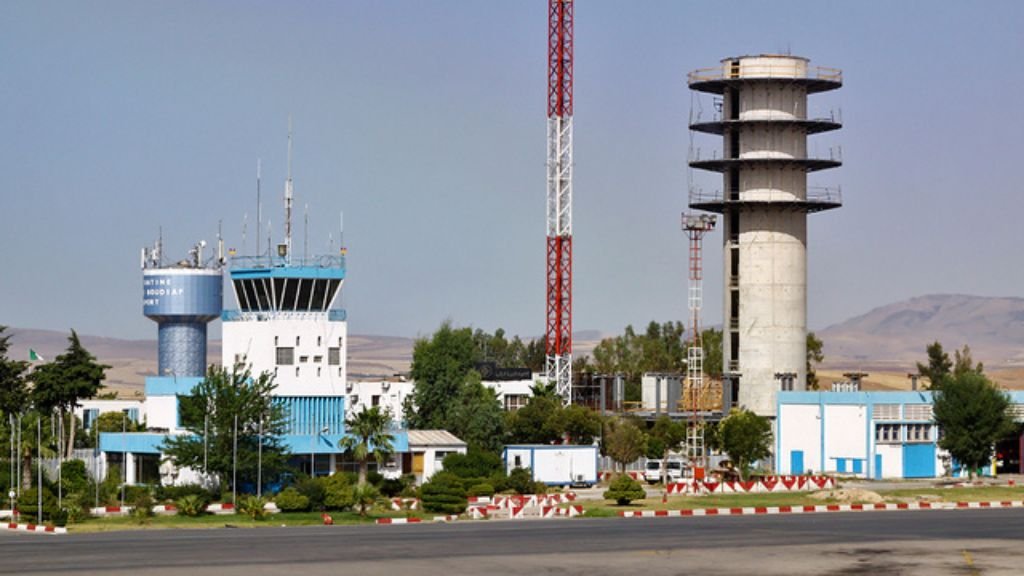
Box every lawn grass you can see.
[68,509,426,533]
[876,485,1024,502]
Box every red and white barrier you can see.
[3,522,67,535]
[89,506,133,516]
[666,475,835,495]
[390,498,421,511]
[432,515,458,522]
[205,503,236,515]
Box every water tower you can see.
[142,237,223,378]
[687,55,842,416]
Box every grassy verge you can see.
[68,509,429,533]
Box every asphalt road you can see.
[3,509,1024,575]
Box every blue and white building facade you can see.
[777,390,1024,479]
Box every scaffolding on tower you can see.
[546,0,574,405]
[682,213,716,475]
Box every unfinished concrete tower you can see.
[688,55,842,416]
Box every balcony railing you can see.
[689,64,842,85]
[689,185,842,207]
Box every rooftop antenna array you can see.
[284,116,294,265]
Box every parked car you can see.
[643,459,686,484]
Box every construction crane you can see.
[683,213,716,477]
[546,0,574,405]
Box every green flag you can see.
[29,349,44,362]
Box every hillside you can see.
[3,327,602,398]
[819,294,1024,370]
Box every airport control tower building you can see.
[142,238,224,378]
[688,55,843,416]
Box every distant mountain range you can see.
[819,294,1024,370]
[8,295,1023,395]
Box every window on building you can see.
[504,395,529,412]
[338,367,343,377]
[372,395,381,407]
[338,337,343,347]
[296,336,301,346]
[314,355,323,363]
[299,355,309,363]
[876,424,900,443]
[317,367,322,377]
[274,336,279,346]
[295,366,300,377]
[328,347,340,365]
[83,408,99,430]
[906,423,931,443]
[317,336,322,347]
[276,347,295,365]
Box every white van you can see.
[643,459,685,484]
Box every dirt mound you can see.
[809,488,884,503]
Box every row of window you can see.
[272,365,344,378]
[273,336,344,348]
[276,347,342,366]
[875,423,934,444]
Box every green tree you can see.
[701,328,723,379]
[592,322,687,402]
[339,405,395,487]
[603,418,646,473]
[162,365,288,494]
[603,474,645,505]
[29,330,109,457]
[506,394,564,444]
[646,416,687,485]
[806,332,825,390]
[718,409,773,481]
[405,322,478,429]
[0,326,30,415]
[446,372,505,453]
[932,370,1012,479]
[561,404,602,445]
[917,341,953,390]
[953,345,984,377]
[94,411,146,434]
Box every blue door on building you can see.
[790,450,804,475]
[874,454,883,480]
[902,444,936,478]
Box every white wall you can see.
[777,404,820,474]
[824,405,867,474]
[222,315,347,397]
[75,399,146,427]
[344,380,412,421]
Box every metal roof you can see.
[407,430,467,447]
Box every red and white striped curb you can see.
[620,500,1024,518]
[432,515,458,522]
[205,503,236,515]
[666,476,836,495]
[3,522,67,535]
[541,505,584,518]
[375,517,422,524]
[89,506,133,516]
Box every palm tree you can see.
[338,406,394,487]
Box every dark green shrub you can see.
[274,487,310,512]
[17,487,57,522]
[400,484,420,499]
[420,472,468,515]
[49,508,69,527]
[238,495,269,520]
[64,491,93,524]
[506,467,535,495]
[175,494,208,517]
[154,483,216,503]
[603,474,645,505]
[441,449,502,478]
[130,490,154,520]
[99,465,123,506]
[379,477,407,498]
[59,460,89,495]
[467,483,495,497]
[322,474,354,510]
[366,471,384,487]
[294,476,325,511]
[532,481,548,495]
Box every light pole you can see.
[36,417,41,522]
[257,413,263,499]
[232,414,238,505]
[57,410,62,511]
[120,412,126,509]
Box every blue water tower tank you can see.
[142,241,223,378]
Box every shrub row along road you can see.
[3,509,1024,575]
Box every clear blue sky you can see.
[2,1,1022,343]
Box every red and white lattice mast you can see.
[546,0,574,405]
[683,213,716,474]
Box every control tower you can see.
[687,55,842,416]
[142,237,224,378]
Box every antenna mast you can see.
[546,0,574,405]
[256,158,262,258]
[285,117,294,264]
[682,213,716,476]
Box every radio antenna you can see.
[284,117,293,264]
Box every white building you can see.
[777,390,1024,479]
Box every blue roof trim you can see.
[145,376,204,396]
[230,267,345,280]
[502,444,597,451]
[780,389,1024,405]
[100,432,167,454]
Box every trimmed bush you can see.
[441,449,502,479]
[154,483,217,504]
[295,476,325,511]
[273,487,310,512]
[506,467,535,495]
[379,477,408,498]
[420,472,468,515]
[59,460,90,495]
[18,487,57,523]
[603,474,645,505]
[131,490,154,521]
[322,474,355,511]
[467,483,495,497]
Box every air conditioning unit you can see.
[345,382,354,393]
[382,382,391,391]
[349,394,359,405]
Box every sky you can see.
[2,0,1022,344]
